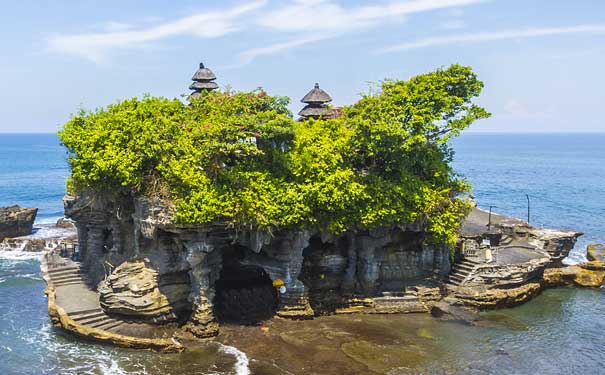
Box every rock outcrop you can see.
[444,208,582,310]
[63,191,451,338]
[451,282,543,310]
[543,261,605,288]
[587,244,605,262]
[98,261,190,322]
[0,205,37,240]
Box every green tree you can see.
[59,64,490,246]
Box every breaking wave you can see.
[218,343,251,375]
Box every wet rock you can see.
[341,340,427,373]
[99,261,190,322]
[543,261,605,288]
[0,205,37,240]
[587,244,605,262]
[431,300,479,325]
[451,282,542,310]
[55,218,76,229]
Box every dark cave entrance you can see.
[214,246,278,324]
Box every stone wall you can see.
[64,191,451,338]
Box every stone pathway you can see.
[42,252,184,350]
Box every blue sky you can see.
[1,0,604,133]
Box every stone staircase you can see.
[68,308,125,331]
[47,264,84,287]
[447,257,480,286]
[46,263,131,333]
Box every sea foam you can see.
[218,343,251,375]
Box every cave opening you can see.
[213,246,277,324]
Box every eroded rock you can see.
[587,244,605,262]
[98,261,190,322]
[543,261,605,288]
[451,282,543,310]
[0,205,37,240]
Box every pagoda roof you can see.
[190,81,219,90]
[298,104,332,118]
[192,63,216,81]
[301,83,332,104]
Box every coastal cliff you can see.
[64,191,450,338]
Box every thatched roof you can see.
[301,83,332,104]
[298,104,332,118]
[189,81,219,90]
[191,63,216,81]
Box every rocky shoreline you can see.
[30,191,602,351]
[1,197,593,351]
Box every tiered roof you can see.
[298,83,334,120]
[189,62,218,99]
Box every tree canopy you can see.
[59,64,490,246]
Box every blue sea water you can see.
[451,133,605,263]
[0,134,68,223]
[0,133,604,374]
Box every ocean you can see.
[0,133,603,374]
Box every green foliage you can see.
[59,64,489,245]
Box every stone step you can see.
[104,321,126,332]
[453,263,475,272]
[53,280,85,287]
[461,257,481,265]
[48,269,81,278]
[452,265,473,273]
[52,276,83,285]
[92,319,122,330]
[48,265,80,274]
[75,313,110,326]
[71,311,106,322]
[69,308,104,317]
[51,273,82,282]
[450,271,471,279]
[450,274,469,281]
[88,317,117,329]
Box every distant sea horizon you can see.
[1,132,604,374]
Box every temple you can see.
[298,83,339,120]
[189,62,218,99]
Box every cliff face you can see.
[64,192,451,338]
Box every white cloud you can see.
[47,0,267,63]
[46,0,486,66]
[380,24,605,52]
[235,35,329,68]
[235,0,483,67]
[257,0,484,33]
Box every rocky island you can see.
[40,63,600,351]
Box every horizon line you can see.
[2,131,605,135]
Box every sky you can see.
[0,0,604,133]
